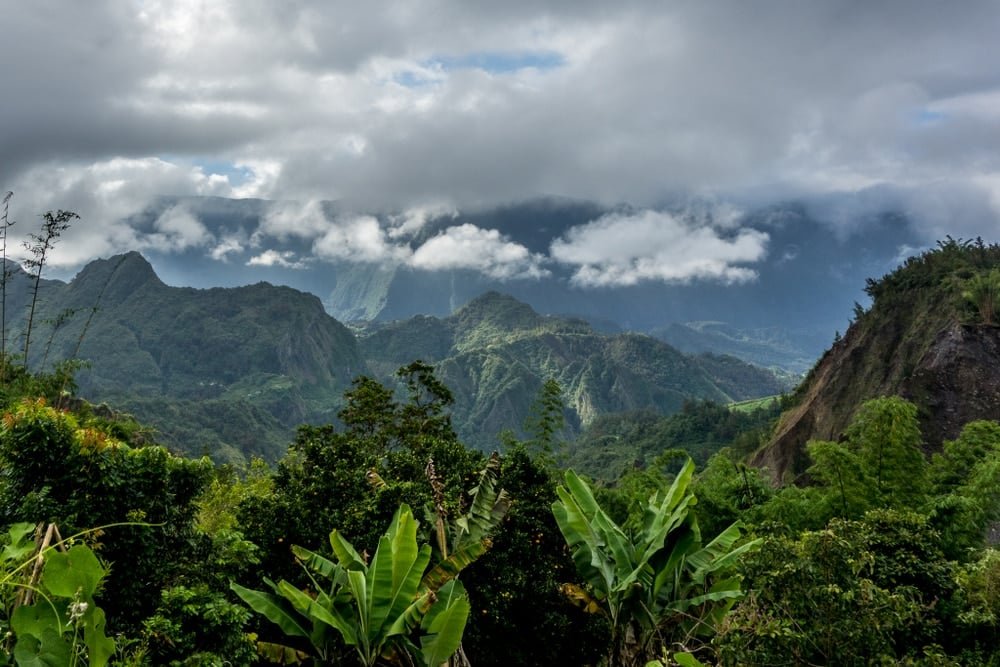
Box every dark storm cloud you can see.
[2,0,999,271]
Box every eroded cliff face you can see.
[754,315,1000,483]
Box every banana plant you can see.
[232,504,473,666]
[552,459,760,667]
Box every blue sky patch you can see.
[193,159,254,186]
[912,108,947,126]
[430,50,565,74]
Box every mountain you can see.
[752,239,1000,482]
[4,254,787,462]
[10,252,366,463]
[103,195,927,372]
[650,321,819,374]
[359,291,788,449]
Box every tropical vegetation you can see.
[0,208,995,665]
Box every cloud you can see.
[3,1,1000,270]
[550,210,768,287]
[256,200,330,242]
[3,157,237,268]
[210,235,245,262]
[246,249,308,269]
[312,215,409,264]
[409,224,548,279]
[387,204,458,239]
[147,204,213,251]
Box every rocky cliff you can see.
[753,240,1000,482]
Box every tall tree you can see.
[524,378,566,457]
[21,210,77,370]
[845,396,928,508]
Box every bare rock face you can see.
[754,319,1000,483]
[907,324,1000,448]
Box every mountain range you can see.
[110,196,927,372]
[5,252,785,461]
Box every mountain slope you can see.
[752,240,1000,482]
[10,252,366,462]
[360,291,788,449]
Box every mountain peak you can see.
[68,252,163,304]
[451,291,544,336]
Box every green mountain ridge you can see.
[6,253,788,462]
[360,291,788,449]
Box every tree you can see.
[962,268,1000,325]
[0,398,213,630]
[523,378,566,458]
[717,520,925,666]
[21,210,77,370]
[461,444,608,667]
[239,363,482,584]
[844,396,928,509]
[552,460,759,666]
[0,192,15,369]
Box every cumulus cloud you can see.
[246,249,308,269]
[255,200,330,242]
[147,204,213,251]
[409,224,548,279]
[210,236,245,262]
[388,204,458,239]
[312,215,409,264]
[550,210,768,287]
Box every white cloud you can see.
[409,224,548,279]
[149,204,213,251]
[255,200,330,242]
[246,249,307,269]
[388,203,458,239]
[550,210,768,287]
[3,157,233,267]
[312,215,409,264]
[210,235,245,261]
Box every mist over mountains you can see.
[100,195,925,372]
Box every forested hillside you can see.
[4,252,365,462]
[359,291,787,449]
[3,254,785,462]
[754,238,1000,481]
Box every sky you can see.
[2,0,1000,284]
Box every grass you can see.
[729,395,781,413]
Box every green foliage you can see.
[460,444,608,667]
[0,523,115,666]
[0,398,213,630]
[568,400,781,481]
[757,397,933,531]
[522,378,566,458]
[717,521,924,666]
[233,504,476,666]
[962,268,1000,325]
[689,453,773,539]
[141,584,256,666]
[238,364,482,587]
[928,421,1000,558]
[845,396,928,508]
[552,460,759,666]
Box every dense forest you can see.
[0,233,998,665]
